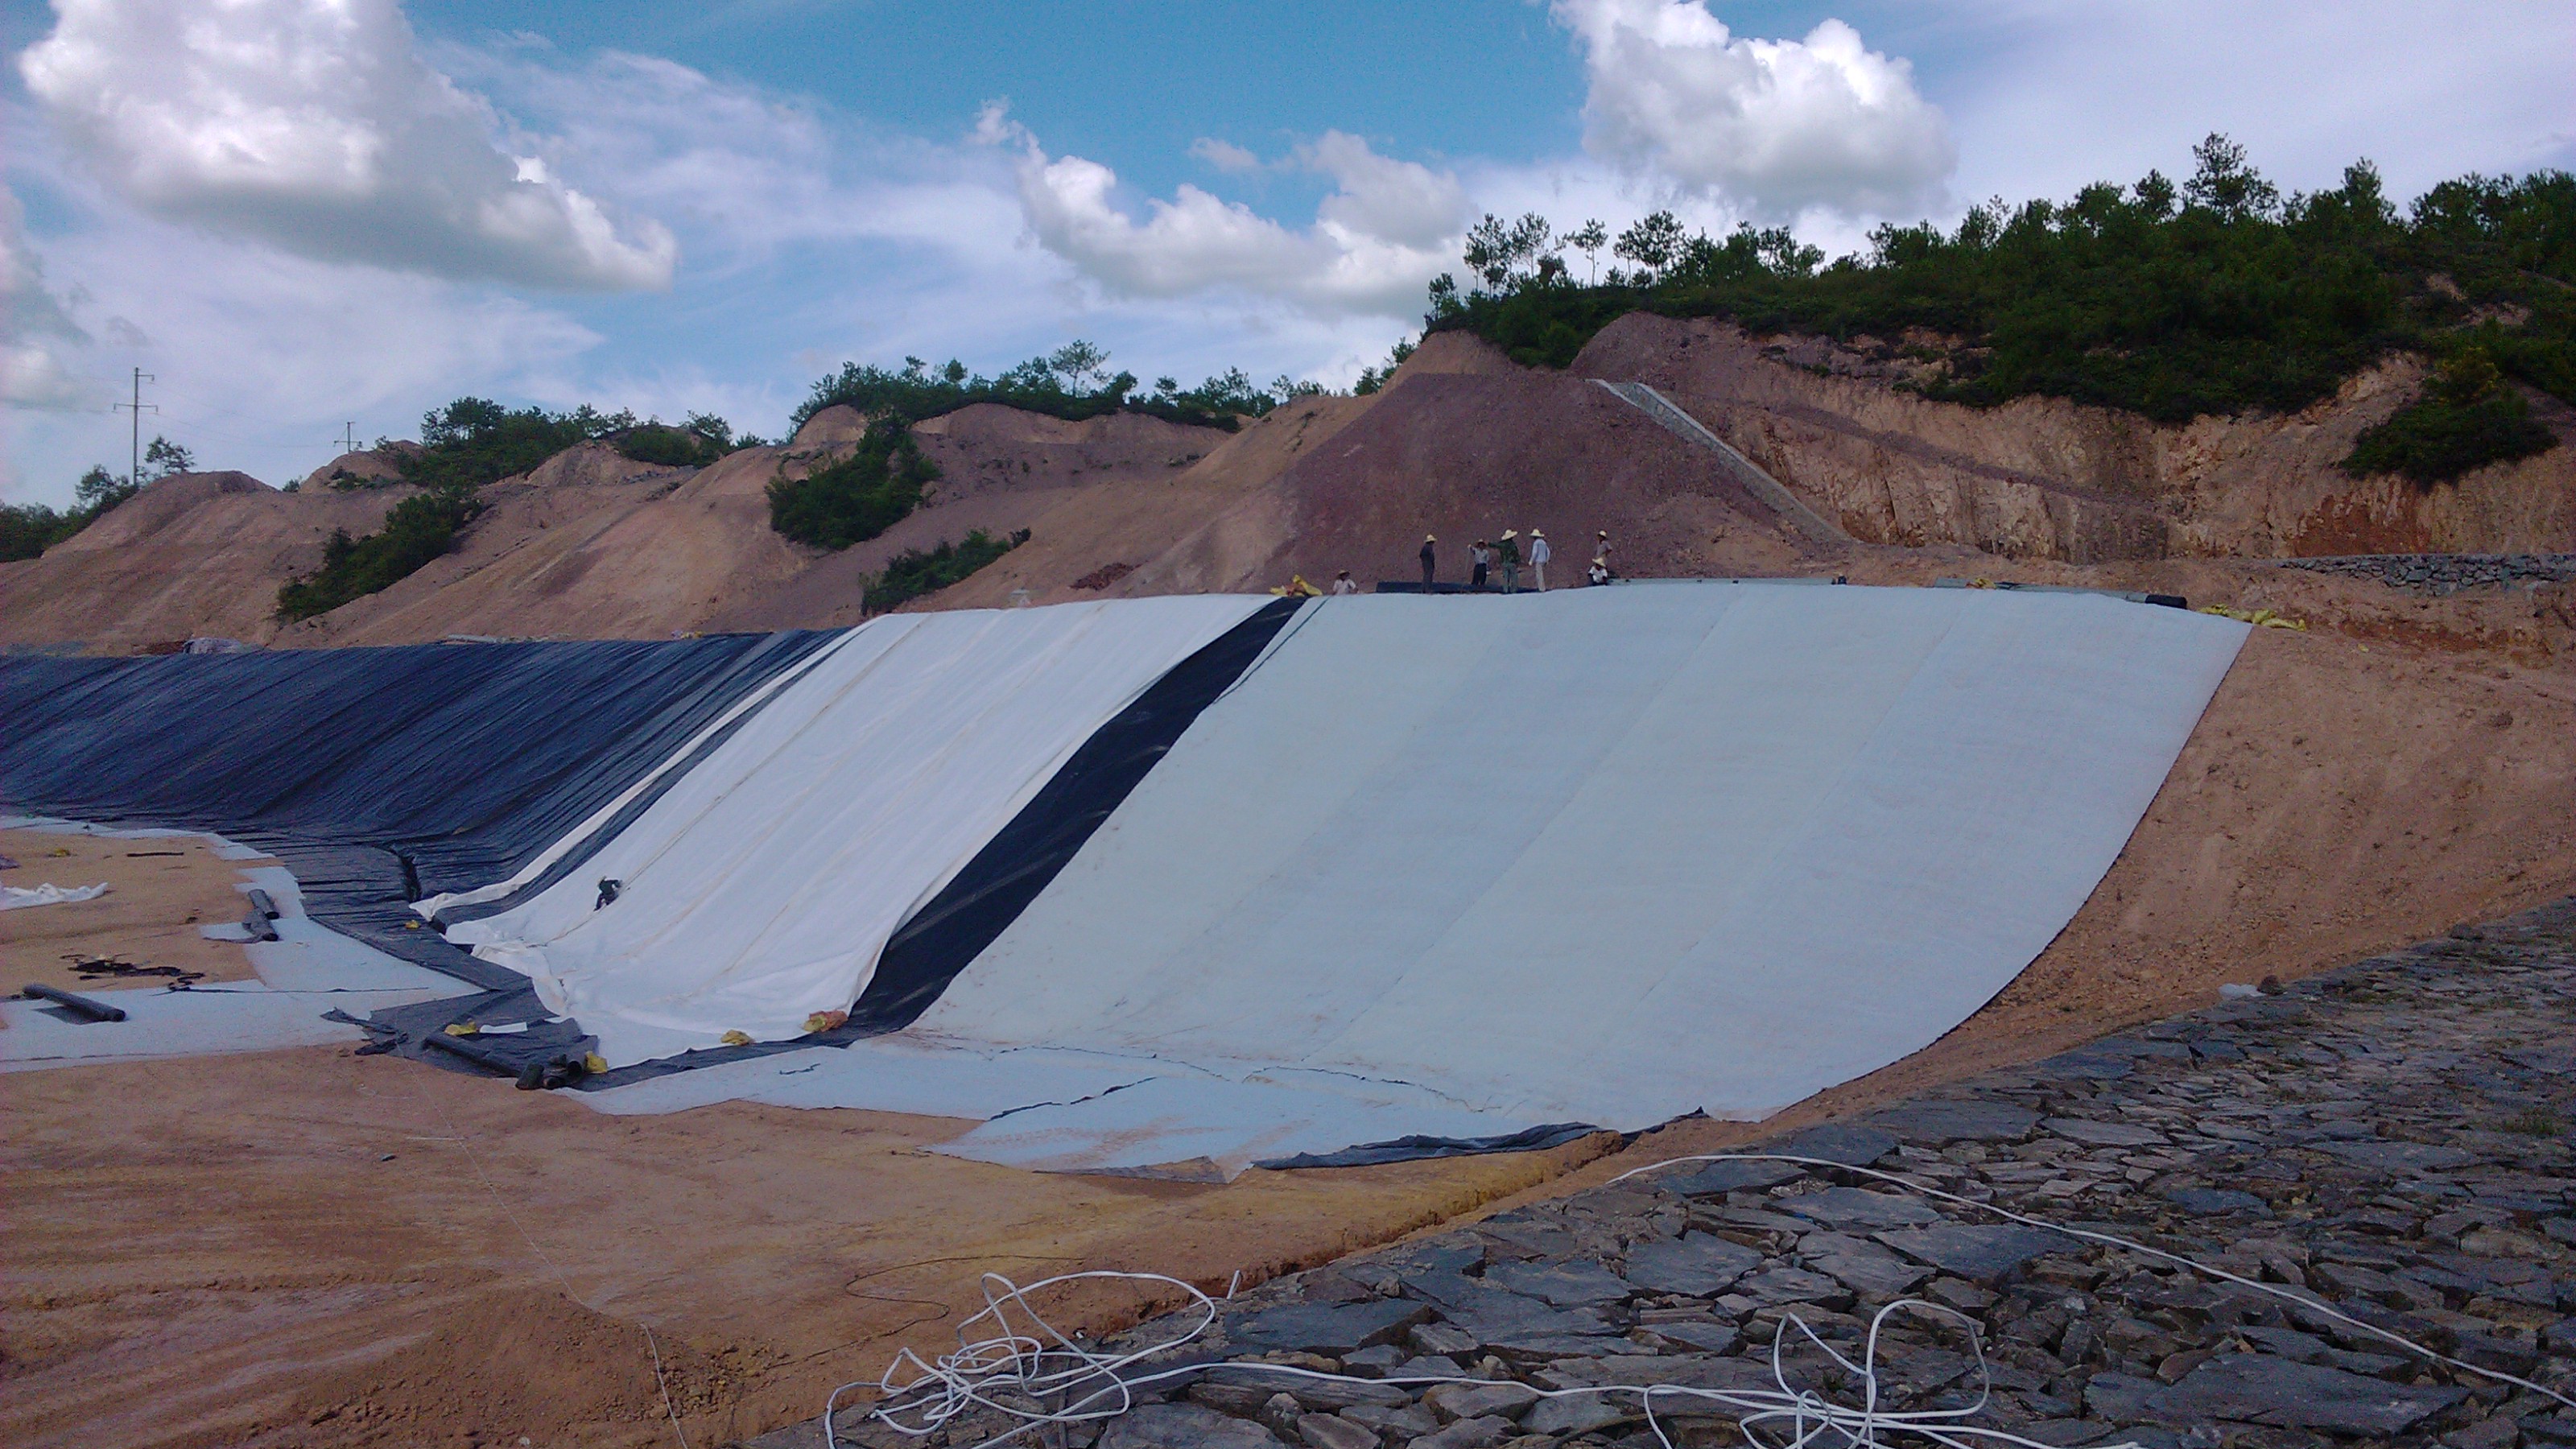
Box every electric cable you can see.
[821,1150,2574,1449]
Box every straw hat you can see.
[1531,528,1545,538]
[1424,533,1436,543]
[1500,528,1517,539]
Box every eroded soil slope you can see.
[1575,312,2576,561]
[0,473,406,651]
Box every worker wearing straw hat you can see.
[1418,534,1436,590]
[1529,528,1552,591]
[1496,530,1521,592]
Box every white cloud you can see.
[0,188,96,411]
[1189,138,1262,174]
[1553,0,1954,219]
[1302,131,1469,250]
[1937,1,2574,209]
[986,107,1468,318]
[18,0,676,290]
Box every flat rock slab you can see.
[1432,1286,1616,1344]
[1872,1224,2075,1283]
[1797,1231,1931,1298]
[1769,1123,1899,1166]
[1203,1366,1410,1410]
[1409,1415,1512,1449]
[1226,1299,1429,1355]
[1484,1260,1633,1307]
[1422,1381,1538,1422]
[1656,1158,1806,1196]
[2147,1355,2469,1434]
[1620,1233,1763,1297]
[2042,1117,2169,1147]
[1638,1319,1739,1354]
[1729,1265,1850,1308]
[2161,1187,2272,1216]
[2318,1139,2479,1173]
[2029,1048,2133,1082]
[1480,1332,1636,1362]
[1776,1187,1944,1230]
[1294,1416,1375,1449]
[1521,1391,1634,1436]
[1868,1100,2039,1144]
[1103,1402,1289,1449]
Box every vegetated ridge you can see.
[2,137,2570,654]
[1435,135,2570,486]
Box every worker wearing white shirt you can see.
[1529,529,1552,591]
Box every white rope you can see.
[822,1150,2574,1449]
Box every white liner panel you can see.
[886,584,2246,1174]
[445,597,1271,1065]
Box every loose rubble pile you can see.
[2275,555,2576,595]
[782,898,2574,1449]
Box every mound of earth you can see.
[0,472,408,652]
[704,402,1250,630]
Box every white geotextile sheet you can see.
[445,596,1270,1066]
[874,583,2245,1173]
[2,881,109,910]
[1,984,447,1070]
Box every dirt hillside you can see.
[10,315,2568,649]
[0,472,408,651]
[1573,312,2576,560]
[706,402,1251,629]
[287,442,805,646]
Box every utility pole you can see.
[342,422,357,456]
[113,367,157,483]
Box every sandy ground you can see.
[1,1047,1612,1449]
[1,828,272,993]
[5,610,2570,1448]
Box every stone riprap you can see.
[779,898,2575,1449]
[2275,554,2576,596]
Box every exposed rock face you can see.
[1571,312,2576,562]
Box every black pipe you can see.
[22,983,128,1023]
[419,1029,518,1074]
[242,887,281,942]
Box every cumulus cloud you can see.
[985,105,1468,317]
[1189,138,1262,174]
[0,189,96,411]
[1554,0,1954,218]
[18,0,676,290]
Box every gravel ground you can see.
[2276,555,2576,596]
[778,896,2576,1449]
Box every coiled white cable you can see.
[822,1150,2574,1449]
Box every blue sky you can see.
[5,1,2570,505]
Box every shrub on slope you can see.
[767,419,940,550]
[276,490,485,621]
[863,530,1027,613]
[2343,349,2557,486]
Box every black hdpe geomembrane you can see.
[0,633,832,987]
